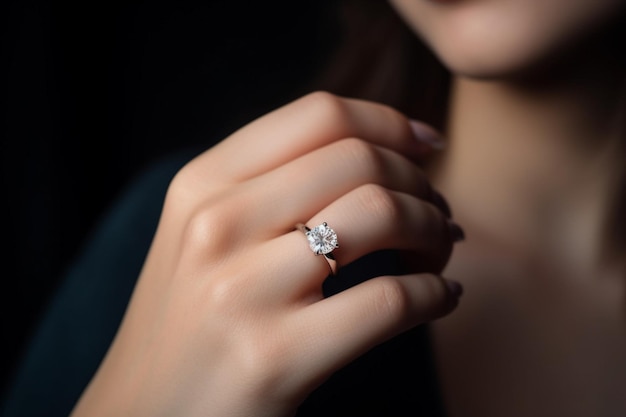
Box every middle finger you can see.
[238,138,435,237]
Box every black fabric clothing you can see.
[1,149,447,417]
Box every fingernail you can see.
[409,119,446,151]
[431,190,452,218]
[447,220,465,242]
[444,279,464,298]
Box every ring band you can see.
[296,222,339,276]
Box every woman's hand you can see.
[71,92,462,417]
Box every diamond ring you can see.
[296,222,339,275]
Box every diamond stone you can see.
[306,223,338,255]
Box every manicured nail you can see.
[444,279,464,298]
[409,119,446,151]
[447,220,465,242]
[431,190,452,218]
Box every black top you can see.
[1,150,446,417]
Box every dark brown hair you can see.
[316,0,451,130]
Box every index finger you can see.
[191,91,438,184]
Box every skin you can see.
[431,78,626,417]
[390,0,625,79]
[72,0,626,415]
[389,0,626,415]
[71,93,461,417]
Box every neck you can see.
[430,63,625,272]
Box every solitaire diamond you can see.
[306,223,339,255]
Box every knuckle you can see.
[335,138,385,178]
[375,102,409,132]
[165,164,194,203]
[182,204,237,257]
[245,337,286,374]
[299,91,351,132]
[301,90,343,110]
[373,102,416,141]
[425,273,450,300]
[165,155,227,207]
[415,274,453,317]
[164,159,211,209]
[235,330,294,395]
[357,184,402,223]
[204,274,249,311]
[168,156,206,191]
[372,277,412,322]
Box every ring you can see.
[296,222,339,276]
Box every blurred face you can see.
[389,0,625,79]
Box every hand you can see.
[71,92,462,417]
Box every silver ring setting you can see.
[296,222,339,275]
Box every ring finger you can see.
[259,184,456,297]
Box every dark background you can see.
[1,0,339,396]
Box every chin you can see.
[429,23,623,83]
[411,10,588,82]
[429,46,525,81]
[429,40,556,81]
[389,0,626,81]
